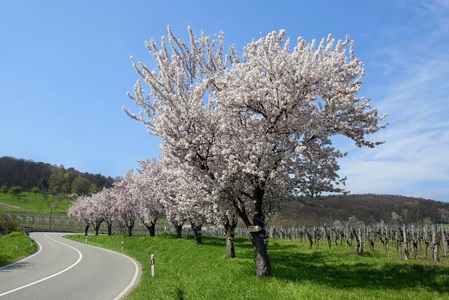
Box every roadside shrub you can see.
[0,215,20,234]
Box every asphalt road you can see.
[0,232,141,300]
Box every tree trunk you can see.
[251,228,271,278]
[223,217,238,258]
[174,224,183,238]
[94,220,103,236]
[190,220,203,246]
[84,223,89,236]
[226,232,236,258]
[107,222,112,236]
[230,187,271,277]
[251,187,271,278]
[125,219,135,237]
[144,221,156,237]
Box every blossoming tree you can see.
[95,188,118,236]
[136,158,166,236]
[68,195,91,236]
[125,27,386,277]
[113,170,140,237]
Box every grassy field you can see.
[0,192,71,214]
[0,232,38,267]
[65,234,449,300]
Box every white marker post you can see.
[151,254,155,277]
[121,241,124,251]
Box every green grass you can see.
[0,192,71,214]
[65,234,449,299]
[0,232,38,267]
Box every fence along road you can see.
[0,232,141,300]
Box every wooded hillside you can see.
[0,156,114,192]
[273,194,449,226]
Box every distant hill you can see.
[271,194,449,227]
[0,156,114,192]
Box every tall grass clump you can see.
[0,232,38,267]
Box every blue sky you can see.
[1,0,448,201]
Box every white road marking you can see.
[113,252,140,300]
[0,233,141,299]
[73,239,141,300]
[0,234,83,297]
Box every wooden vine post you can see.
[403,224,409,260]
[441,224,447,257]
[431,224,440,262]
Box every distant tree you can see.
[72,176,91,196]
[89,183,97,195]
[42,191,49,202]
[1,186,7,193]
[49,172,65,194]
[31,187,40,194]
[37,178,48,192]
[51,188,59,200]
[0,157,52,190]
[0,157,115,192]
[104,177,114,188]
[9,186,23,200]
[61,173,72,194]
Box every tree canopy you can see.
[71,176,92,196]
[124,27,387,277]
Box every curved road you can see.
[0,232,141,300]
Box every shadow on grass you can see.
[270,246,449,294]
[200,237,449,294]
[77,233,449,294]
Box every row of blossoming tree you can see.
[71,27,387,277]
[68,157,245,246]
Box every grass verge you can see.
[65,234,449,299]
[0,232,38,267]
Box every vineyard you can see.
[4,211,448,263]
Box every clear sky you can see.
[1,0,448,201]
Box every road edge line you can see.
[0,234,83,297]
[62,235,142,300]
